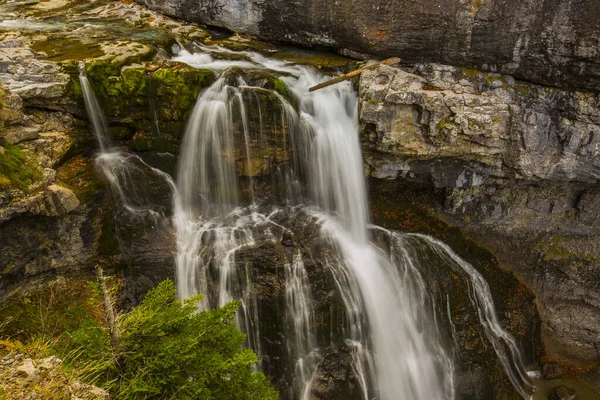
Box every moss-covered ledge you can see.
[65,53,215,161]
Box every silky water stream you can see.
[80,46,535,399]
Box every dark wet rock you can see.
[543,363,564,380]
[551,385,578,400]
[135,0,600,92]
[310,349,363,400]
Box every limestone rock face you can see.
[360,63,600,372]
[360,63,600,184]
[134,0,600,92]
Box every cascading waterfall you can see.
[80,42,535,400]
[412,234,534,399]
[172,47,458,400]
[78,63,176,219]
[284,251,321,399]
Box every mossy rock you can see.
[151,64,215,118]
[69,59,215,155]
[0,144,43,192]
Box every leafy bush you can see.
[1,278,278,399]
[113,279,278,399]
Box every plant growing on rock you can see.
[0,278,279,400]
[111,279,278,399]
[0,144,43,191]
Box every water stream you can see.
[80,46,534,400]
[79,62,176,219]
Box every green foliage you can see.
[114,279,278,400]
[0,82,4,109]
[0,278,278,399]
[0,144,43,191]
[0,280,104,340]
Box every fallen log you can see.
[308,57,401,92]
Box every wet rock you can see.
[543,363,564,380]
[550,385,578,400]
[135,0,600,92]
[310,350,362,400]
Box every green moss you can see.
[0,144,43,191]
[461,67,480,81]
[86,59,121,82]
[437,114,455,129]
[366,98,381,105]
[534,235,571,261]
[64,75,83,102]
[121,66,148,104]
[515,84,532,97]
[273,78,288,97]
[152,66,215,119]
[31,38,105,62]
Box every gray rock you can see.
[41,185,80,217]
[36,356,62,370]
[15,358,39,383]
[135,0,600,92]
[360,63,600,185]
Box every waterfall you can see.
[80,44,534,399]
[411,233,534,399]
[284,252,321,399]
[79,63,111,153]
[78,63,176,219]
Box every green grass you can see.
[0,144,43,191]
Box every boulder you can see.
[551,385,578,400]
[14,358,39,383]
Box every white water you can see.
[413,233,534,399]
[79,66,111,153]
[79,63,176,219]
[172,46,455,400]
[82,44,534,400]
[284,252,321,399]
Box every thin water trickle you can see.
[79,62,176,220]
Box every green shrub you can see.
[113,279,278,399]
[1,278,278,399]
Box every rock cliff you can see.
[359,62,600,388]
[134,0,600,92]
